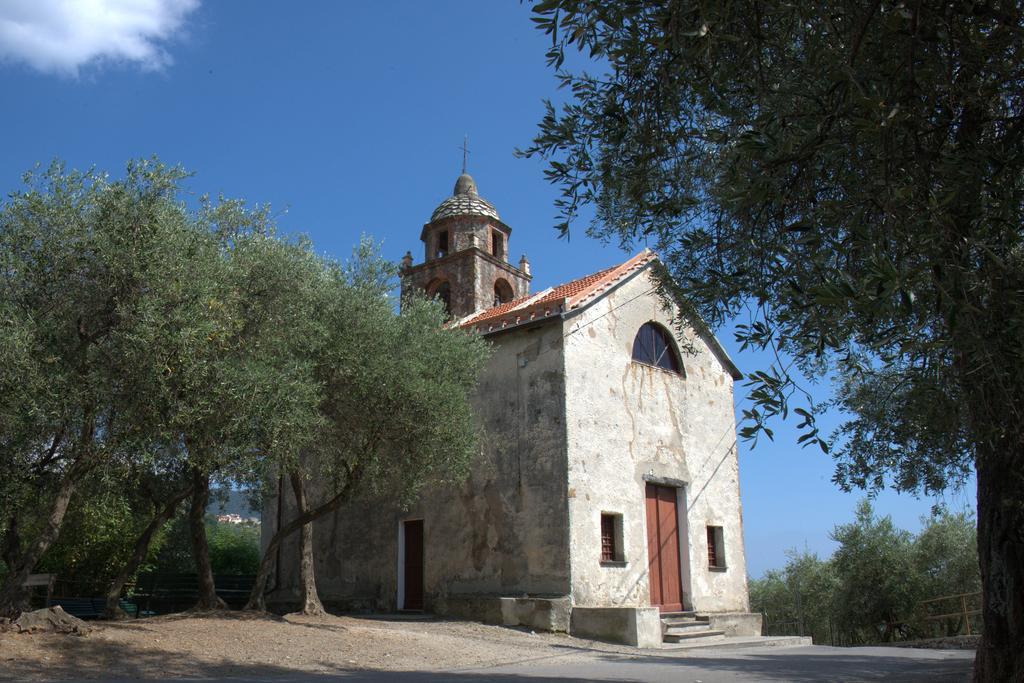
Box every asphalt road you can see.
[60,644,973,682]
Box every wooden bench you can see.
[48,597,138,620]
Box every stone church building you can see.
[265,172,760,646]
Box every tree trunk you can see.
[0,468,82,619]
[945,228,1024,682]
[2,513,21,575]
[288,471,325,616]
[188,468,226,611]
[972,438,1024,682]
[103,487,191,620]
[244,468,362,612]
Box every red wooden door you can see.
[645,484,683,612]
[403,520,424,610]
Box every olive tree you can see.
[830,501,922,643]
[521,2,1022,678]
[0,160,323,616]
[750,550,839,644]
[168,214,325,610]
[0,160,219,616]
[244,246,489,611]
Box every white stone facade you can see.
[562,266,750,613]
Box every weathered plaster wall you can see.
[562,267,750,613]
[262,477,397,611]
[266,320,570,611]
[418,320,570,599]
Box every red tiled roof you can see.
[461,249,656,333]
[464,294,534,324]
[533,266,617,306]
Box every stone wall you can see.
[561,265,751,614]
[403,253,478,316]
[402,213,530,318]
[570,606,662,648]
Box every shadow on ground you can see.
[541,645,974,683]
[0,633,585,683]
[2,622,974,683]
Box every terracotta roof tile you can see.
[462,294,534,324]
[534,266,617,305]
[461,249,655,332]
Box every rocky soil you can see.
[0,607,91,636]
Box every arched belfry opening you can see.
[399,169,531,318]
[426,278,452,315]
[494,279,514,307]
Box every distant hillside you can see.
[207,488,261,520]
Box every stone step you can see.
[661,615,709,627]
[664,621,716,635]
[663,629,726,644]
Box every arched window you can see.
[426,279,451,315]
[493,278,514,306]
[631,323,683,374]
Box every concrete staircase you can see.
[660,611,726,645]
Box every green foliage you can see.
[913,509,981,599]
[34,476,144,594]
[750,550,838,644]
[750,501,980,644]
[0,159,226,601]
[146,515,193,576]
[287,238,490,510]
[521,0,1023,494]
[149,515,260,576]
[0,158,488,611]
[523,8,1022,668]
[830,501,921,642]
[207,522,261,576]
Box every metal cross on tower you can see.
[459,135,470,174]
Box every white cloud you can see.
[0,0,200,76]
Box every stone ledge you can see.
[570,606,662,648]
[433,594,571,633]
[700,611,764,637]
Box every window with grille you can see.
[601,513,624,564]
[631,322,683,374]
[707,525,726,569]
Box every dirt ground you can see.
[0,610,638,680]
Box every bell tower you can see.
[400,172,531,318]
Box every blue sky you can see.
[0,0,974,577]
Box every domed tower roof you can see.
[430,173,500,222]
